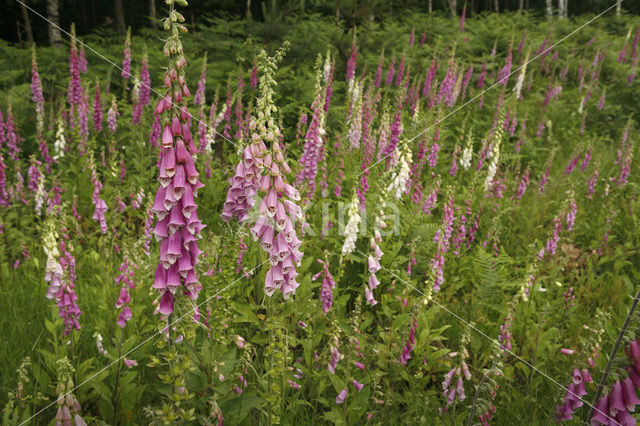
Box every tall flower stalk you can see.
[151,2,204,316]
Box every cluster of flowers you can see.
[341,193,361,256]
[115,255,137,327]
[44,223,81,338]
[223,43,303,298]
[431,194,455,291]
[387,143,412,200]
[365,201,386,306]
[314,258,335,314]
[297,54,329,199]
[399,315,417,365]
[151,8,204,316]
[54,358,86,426]
[591,340,640,425]
[87,153,108,234]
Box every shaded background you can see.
[2,0,639,47]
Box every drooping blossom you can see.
[115,255,137,327]
[152,8,204,316]
[342,193,361,256]
[93,81,103,131]
[132,52,151,124]
[387,144,412,199]
[225,44,303,299]
[30,46,45,135]
[399,315,417,365]
[297,57,328,198]
[431,194,455,291]
[314,259,335,314]
[44,224,81,338]
[107,96,119,132]
[121,28,132,79]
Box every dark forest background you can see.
[2,0,639,48]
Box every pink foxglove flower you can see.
[121,28,132,79]
[132,52,151,124]
[107,96,119,132]
[115,255,137,327]
[314,259,335,314]
[30,46,45,135]
[225,45,303,299]
[152,11,204,316]
[93,81,103,131]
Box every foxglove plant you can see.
[92,81,102,131]
[121,28,132,79]
[431,193,454,291]
[342,193,361,256]
[67,25,83,127]
[115,255,137,327]
[5,107,22,161]
[44,220,81,338]
[53,117,66,160]
[30,46,45,136]
[225,43,304,298]
[387,143,412,200]
[314,258,335,314]
[53,358,86,426]
[107,96,119,133]
[297,55,328,198]
[132,51,151,124]
[151,3,204,315]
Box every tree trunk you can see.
[564,0,568,17]
[149,0,157,28]
[448,0,457,16]
[428,0,433,14]
[519,0,524,12]
[616,1,621,16]
[557,0,564,18]
[20,0,34,44]
[114,0,126,36]
[546,0,553,18]
[246,0,252,20]
[46,0,63,48]
[494,0,499,13]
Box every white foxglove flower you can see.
[53,117,66,160]
[342,193,361,256]
[513,53,528,100]
[34,175,45,215]
[460,131,473,170]
[93,332,108,356]
[484,129,503,191]
[387,144,412,199]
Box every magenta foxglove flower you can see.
[314,259,335,314]
[121,28,132,79]
[193,56,207,106]
[399,315,417,365]
[152,12,204,316]
[132,53,151,124]
[115,255,137,327]
[5,108,23,161]
[67,25,83,124]
[346,35,357,83]
[336,388,348,404]
[31,47,45,137]
[250,61,258,90]
[93,82,103,131]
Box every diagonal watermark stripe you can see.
[356,249,621,425]
[358,1,623,179]
[19,259,270,426]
